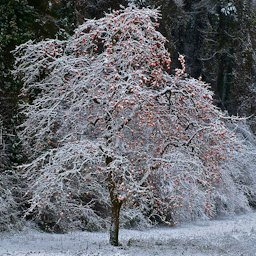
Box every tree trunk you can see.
[107,168,123,246]
[109,199,122,246]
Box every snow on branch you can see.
[13,5,243,231]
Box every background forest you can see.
[0,0,256,235]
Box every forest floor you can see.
[1,211,256,256]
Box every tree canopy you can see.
[13,5,246,245]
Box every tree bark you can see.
[107,169,123,246]
[109,199,122,246]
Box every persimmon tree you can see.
[14,5,237,245]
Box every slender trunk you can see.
[109,199,122,246]
[107,169,123,246]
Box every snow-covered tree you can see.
[14,5,238,245]
[0,117,21,231]
[0,169,21,231]
[217,121,256,211]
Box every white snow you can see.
[1,212,256,256]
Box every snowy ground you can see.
[1,212,256,256]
